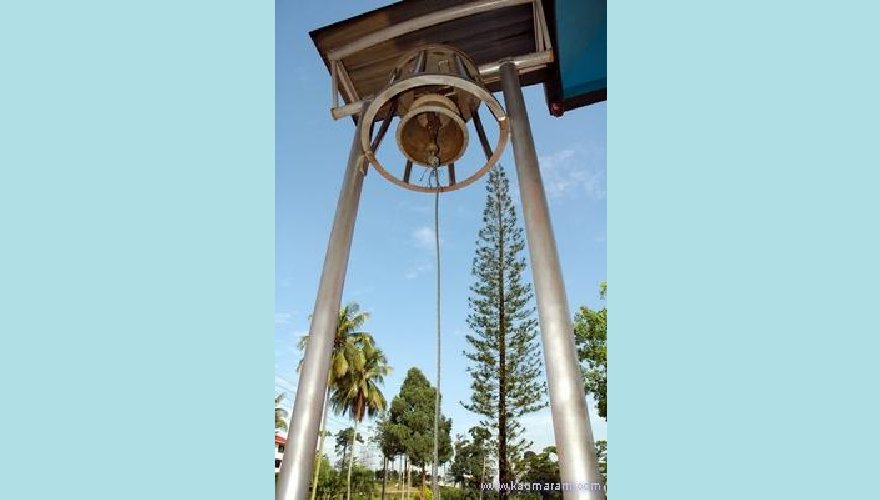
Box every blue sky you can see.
[276,0,606,466]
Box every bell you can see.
[359,44,509,193]
[396,94,469,167]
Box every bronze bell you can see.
[396,94,468,167]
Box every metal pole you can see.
[500,62,605,499]
[276,113,368,500]
[431,176,441,500]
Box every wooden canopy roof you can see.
[310,0,554,119]
[309,0,606,119]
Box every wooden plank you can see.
[336,61,359,103]
[535,0,552,50]
[471,107,494,160]
[311,0,473,51]
[332,51,553,121]
[346,37,535,100]
[310,0,564,119]
[326,0,533,61]
[317,3,536,101]
[331,60,338,108]
[342,5,533,73]
[370,98,398,151]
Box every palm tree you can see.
[330,341,391,500]
[297,303,375,500]
[275,393,288,431]
[297,303,374,378]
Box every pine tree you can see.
[463,164,546,495]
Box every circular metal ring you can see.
[361,74,509,193]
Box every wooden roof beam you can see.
[326,0,534,62]
[330,50,554,121]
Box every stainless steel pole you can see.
[500,62,605,499]
[276,115,367,500]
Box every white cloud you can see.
[539,145,606,201]
[412,225,440,250]
[404,225,442,279]
[275,312,292,325]
[404,262,432,279]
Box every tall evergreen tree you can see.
[463,164,546,495]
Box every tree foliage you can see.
[376,413,404,463]
[520,446,560,486]
[450,426,494,491]
[375,413,403,499]
[275,393,288,431]
[311,454,375,499]
[463,164,546,490]
[595,440,607,482]
[297,302,383,500]
[389,367,453,497]
[297,302,375,382]
[334,427,363,467]
[329,341,390,422]
[573,281,607,418]
[330,341,390,500]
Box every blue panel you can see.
[556,0,607,100]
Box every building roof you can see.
[309,0,606,118]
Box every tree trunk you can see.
[381,456,388,500]
[497,191,508,498]
[398,456,403,498]
[347,416,360,500]
[406,456,411,500]
[310,382,332,500]
[479,452,485,500]
[419,465,426,500]
[401,455,407,500]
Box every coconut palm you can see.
[297,303,374,377]
[297,302,375,500]
[330,342,391,500]
[275,393,288,431]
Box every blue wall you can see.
[556,0,607,99]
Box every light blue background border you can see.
[1,1,274,498]
[610,0,880,498]
[3,0,879,498]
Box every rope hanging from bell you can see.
[427,137,442,500]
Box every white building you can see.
[275,433,287,474]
